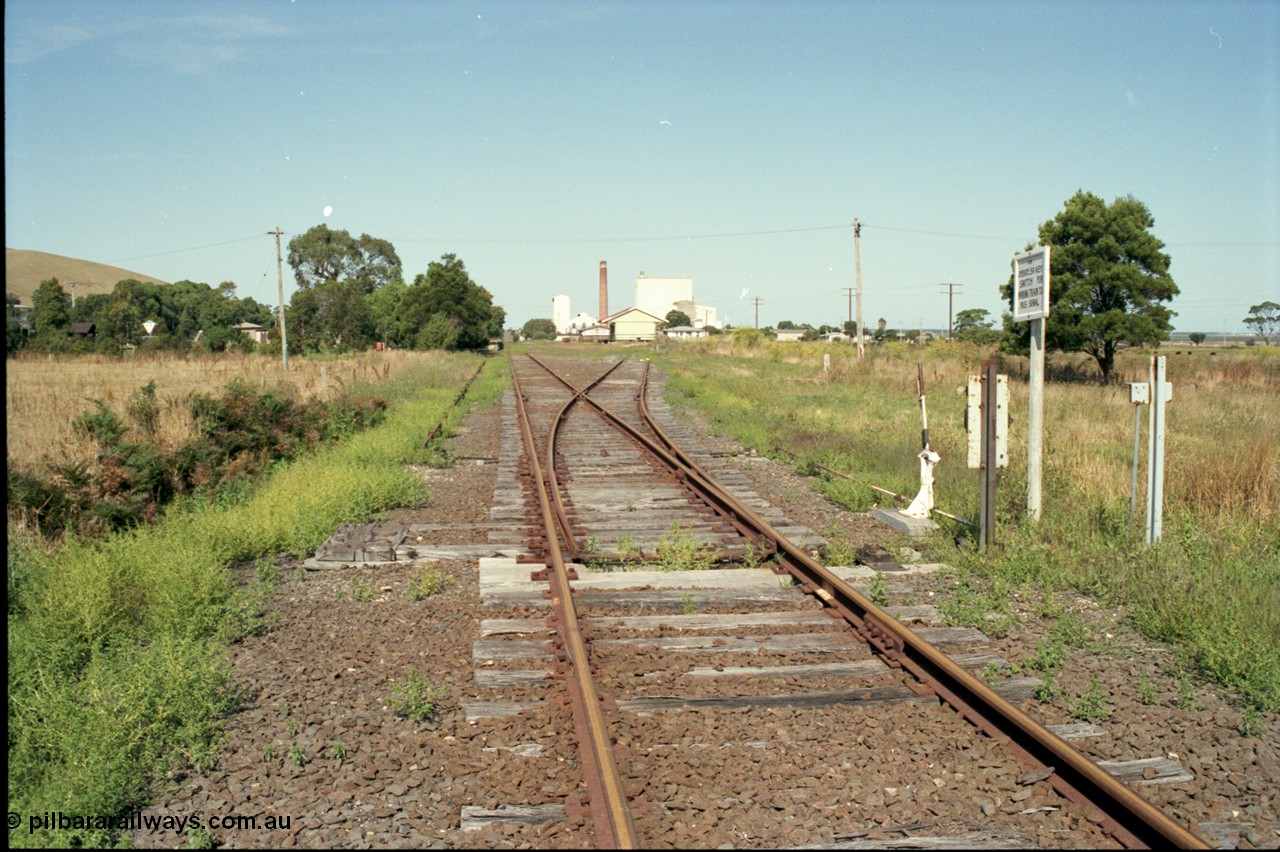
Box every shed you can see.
[664,325,706,340]
[603,307,664,342]
[70,322,96,338]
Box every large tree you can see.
[397,254,498,351]
[288,279,373,353]
[1001,190,1178,381]
[1243,300,1279,345]
[953,307,999,344]
[287,225,402,293]
[31,278,72,338]
[521,318,557,340]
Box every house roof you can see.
[601,306,664,323]
[70,322,96,334]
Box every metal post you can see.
[1146,356,1168,544]
[979,359,999,549]
[1129,400,1142,524]
[1027,316,1045,520]
[853,219,864,360]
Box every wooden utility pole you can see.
[853,219,864,360]
[752,296,763,330]
[269,227,288,370]
[940,282,961,340]
[842,287,853,336]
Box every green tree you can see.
[1188,332,1207,346]
[287,280,372,353]
[365,279,407,347]
[287,225,402,294]
[1243,300,1279,345]
[953,308,999,344]
[31,278,72,338]
[522,318,557,340]
[1001,190,1178,381]
[664,309,692,328]
[397,254,497,351]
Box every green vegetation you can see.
[386,669,446,722]
[408,563,453,600]
[7,352,503,848]
[654,523,719,571]
[649,339,1279,713]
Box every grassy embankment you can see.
[647,336,1279,714]
[6,350,509,848]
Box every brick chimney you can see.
[599,261,608,320]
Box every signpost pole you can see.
[1012,245,1050,523]
[1027,316,1045,520]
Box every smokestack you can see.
[599,261,608,320]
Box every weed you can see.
[938,574,1016,638]
[1136,672,1159,705]
[680,592,698,614]
[1028,639,1067,674]
[262,744,277,762]
[348,576,374,602]
[1033,672,1060,703]
[615,532,642,563]
[409,564,453,600]
[821,522,859,566]
[1070,679,1113,721]
[1049,611,1088,648]
[1175,672,1203,710]
[655,523,717,571]
[741,539,771,570]
[289,743,307,767]
[294,564,307,582]
[186,823,215,850]
[334,587,347,602]
[867,571,891,607]
[778,574,796,588]
[331,741,348,761]
[287,719,299,737]
[387,669,446,721]
[1239,705,1265,738]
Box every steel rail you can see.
[526,353,1207,850]
[508,358,639,849]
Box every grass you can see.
[6,349,502,848]
[386,668,446,722]
[647,337,1279,713]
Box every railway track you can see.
[458,353,1208,849]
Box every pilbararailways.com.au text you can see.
[15,811,294,835]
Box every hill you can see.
[6,248,169,304]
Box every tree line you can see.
[6,225,505,357]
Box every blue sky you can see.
[6,0,1277,334]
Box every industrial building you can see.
[551,261,719,343]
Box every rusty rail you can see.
[526,353,1206,851]
[508,357,639,849]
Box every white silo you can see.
[552,294,571,334]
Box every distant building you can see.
[774,328,805,342]
[70,322,96,339]
[664,325,706,340]
[604,306,665,342]
[552,294,571,334]
[232,321,269,344]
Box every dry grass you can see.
[5,350,435,474]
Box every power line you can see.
[114,233,269,262]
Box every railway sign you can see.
[1012,246,1051,322]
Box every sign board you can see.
[1012,246,1051,322]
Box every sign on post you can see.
[1013,247,1050,322]
[1012,245,1050,521]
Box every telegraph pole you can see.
[842,287,853,336]
[939,282,962,340]
[752,296,763,330]
[269,227,288,370]
[853,219,864,360]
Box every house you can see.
[774,328,805,342]
[664,325,706,340]
[70,322,96,339]
[822,332,849,343]
[232,321,270,344]
[602,307,665,342]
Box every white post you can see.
[1146,356,1169,544]
[1027,316,1045,520]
